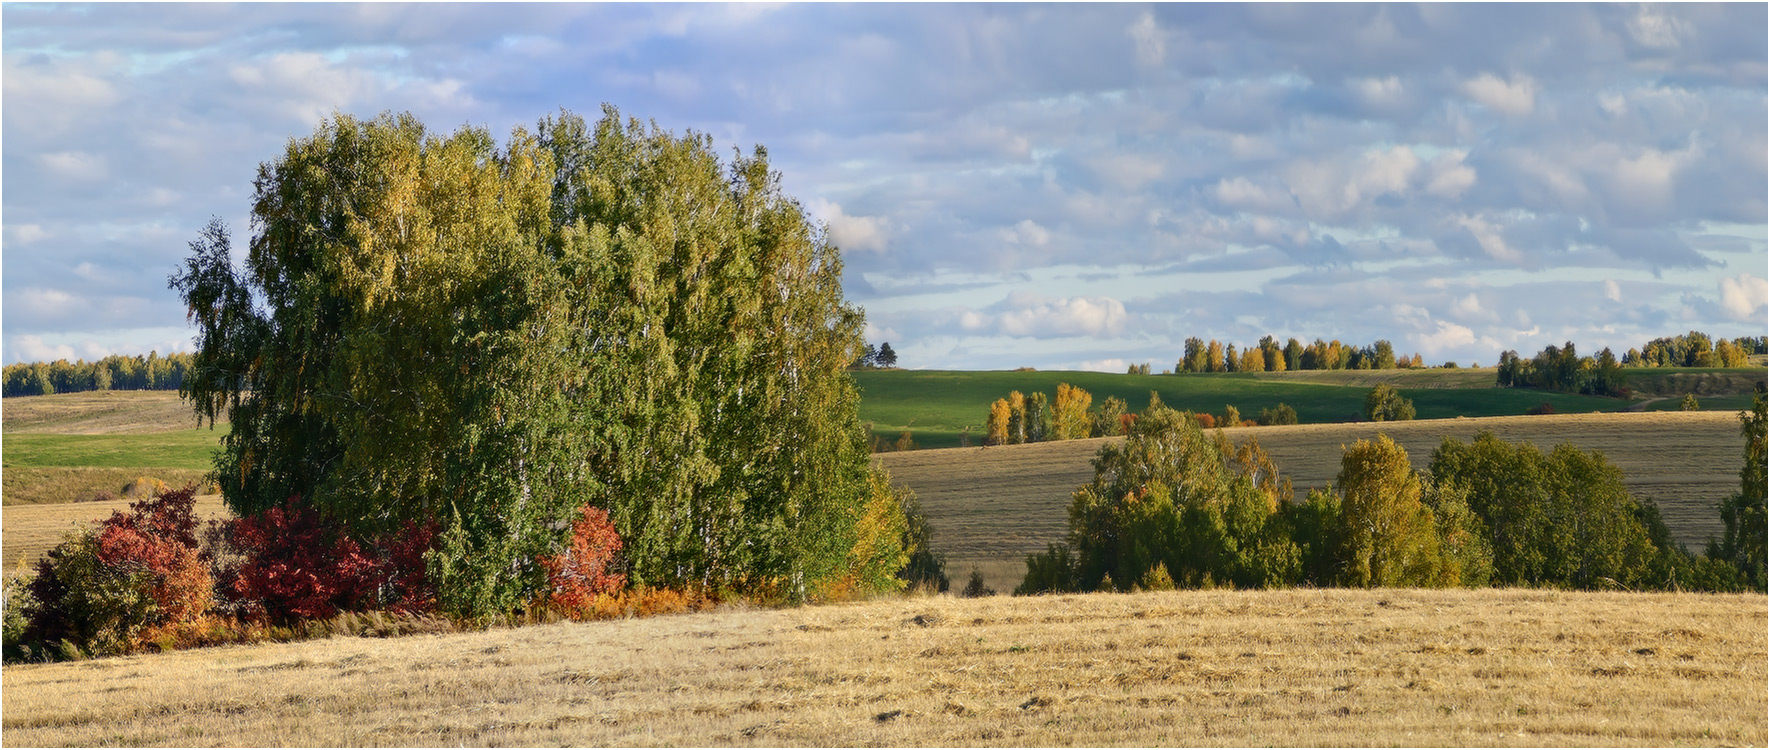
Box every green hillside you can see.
[852,368,1763,450]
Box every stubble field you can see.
[3,587,1761,746]
[878,411,1748,593]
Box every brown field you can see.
[1,390,206,434]
[879,412,1748,594]
[0,467,210,508]
[3,587,1761,747]
[2,495,230,575]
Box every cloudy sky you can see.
[4,3,1766,370]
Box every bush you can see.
[536,505,626,618]
[18,486,213,658]
[222,501,383,622]
[960,570,995,598]
[1364,384,1415,422]
[1257,403,1298,426]
[1015,544,1079,595]
[899,498,949,593]
[1526,402,1556,416]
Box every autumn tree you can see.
[1007,391,1028,445]
[172,108,909,616]
[985,398,1011,446]
[1053,382,1093,440]
[1025,391,1050,443]
[1181,337,1207,373]
[1259,335,1286,372]
[1239,346,1265,373]
[1205,340,1226,373]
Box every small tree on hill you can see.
[1364,384,1415,422]
[876,342,898,368]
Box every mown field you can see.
[3,587,1761,746]
[3,390,220,506]
[878,411,1749,594]
[853,367,1764,449]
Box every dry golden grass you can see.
[1,495,229,575]
[880,412,1747,594]
[1,391,207,435]
[2,588,1761,747]
[0,467,210,508]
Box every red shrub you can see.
[1118,413,1138,435]
[1194,413,1217,429]
[538,505,626,618]
[225,500,380,622]
[375,518,439,615]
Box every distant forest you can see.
[2,352,193,397]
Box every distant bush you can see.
[960,570,995,598]
[1363,384,1415,422]
[1526,402,1556,416]
[1257,403,1298,426]
[1682,393,1700,411]
[898,496,949,594]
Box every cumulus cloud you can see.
[40,151,108,182]
[962,293,1128,339]
[5,224,50,246]
[1462,73,1538,116]
[1604,279,1623,302]
[1719,274,1768,321]
[810,199,891,254]
[999,219,1050,247]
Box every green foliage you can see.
[960,570,995,598]
[22,533,158,658]
[1363,384,1415,422]
[1712,384,1767,589]
[1430,432,1661,589]
[1058,399,1298,592]
[3,351,195,398]
[3,575,38,661]
[172,108,900,616]
[1094,395,1129,437]
[1286,487,1343,585]
[1682,393,1701,411]
[899,497,949,593]
[1015,543,1079,595]
[1257,403,1298,426]
[1334,436,1445,587]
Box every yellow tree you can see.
[985,398,1010,446]
[1336,435,1444,587]
[1206,340,1225,373]
[1053,383,1094,440]
[1007,390,1027,445]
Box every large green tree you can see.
[172,108,907,616]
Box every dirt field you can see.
[879,412,1748,593]
[3,587,1760,746]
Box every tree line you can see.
[1496,331,1766,396]
[1175,336,1426,374]
[2,352,194,397]
[1017,389,1766,595]
[983,383,1402,447]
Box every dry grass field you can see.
[1,391,205,434]
[3,587,1761,746]
[1,494,230,575]
[879,412,1748,593]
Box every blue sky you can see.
[4,3,1766,370]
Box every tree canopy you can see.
[171,107,910,616]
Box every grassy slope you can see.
[3,588,1761,746]
[854,368,1660,450]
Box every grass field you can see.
[853,368,1764,450]
[878,412,1749,594]
[2,587,1761,746]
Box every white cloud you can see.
[1627,6,1688,50]
[5,224,51,246]
[1719,274,1768,321]
[16,288,79,318]
[1603,279,1623,302]
[1077,357,1130,373]
[10,335,78,363]
[1462,73,1537,116]
[1453,214,1525,264]
[999,219,1050,247]
[1424,150,1476,199]
[1352,75,1403,107]
[810,199,891,254]
[1127,12,1164,68]
[963,293,1128,339]
[1451,293,1482,318]
[40,151,109,182]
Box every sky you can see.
[4,3,1766,371]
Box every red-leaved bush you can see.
[222,500,441,623]
[224,500,381,622]
[537,505,626,618]
[21,486,213,656]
